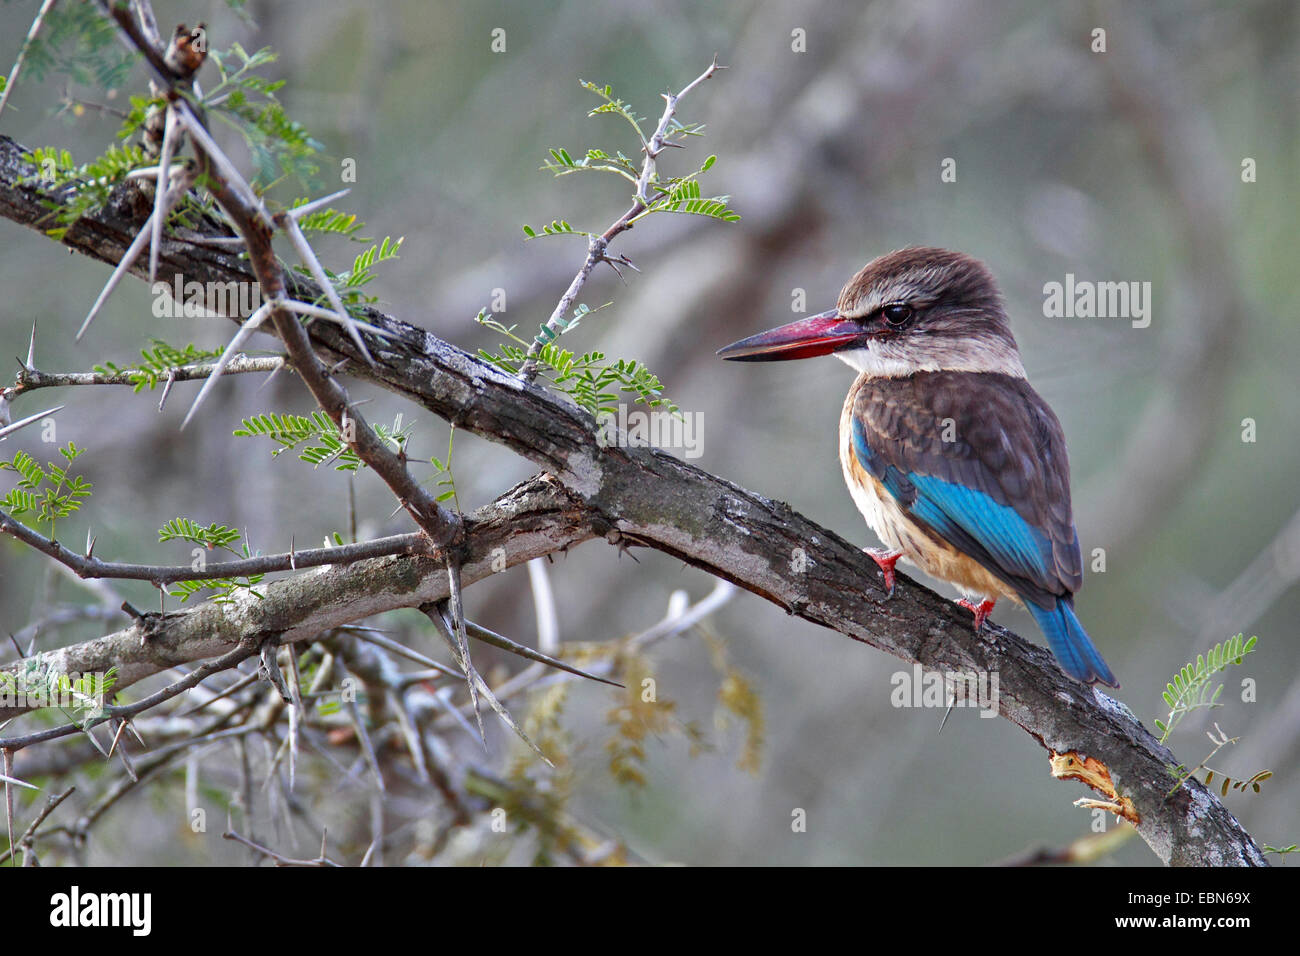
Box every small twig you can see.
[386,688,431,784]
[0,786,74,867]
[0,512,422,584]
[170,96,462,545]
[56,92,131,122]
[0,0,59,121]
[14,356,285,392]
[222,826,342,867]
[1167,723,1239,799]
[518,56,724,381]
[636,55,725,205]
[0,642,259,751]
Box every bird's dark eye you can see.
[881,303,913,327]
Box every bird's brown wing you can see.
[850,371,1083,604]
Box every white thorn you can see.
[179,303,273,430]
[0,404,63,441]
[158,369,176,412]
[286,188,351,221]
[148,105,179,284]
[0,772,39,791]
[281,217,375,365]
[77,169,190,341]
[280,299,396,339]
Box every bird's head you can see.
[717,247,1026,378]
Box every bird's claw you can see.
[864,548,903,598]
[957,597,996,632]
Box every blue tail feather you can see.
[1026,598,1118,688]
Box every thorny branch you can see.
[0,512,425,584]
[10,354,286,392]
[0,12,1267,865]
[518,54,724,381]
[222,826,342,867]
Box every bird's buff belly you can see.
[838,407,1019,604]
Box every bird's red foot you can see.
[864,548,903,597]
[957,597,996,631]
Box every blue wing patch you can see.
[852,416,1056,598]
[907,475,1055,587]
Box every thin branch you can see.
[636,54,725,205]
[518,55,723,380]
[103,0,178,83]
[0,0,59,121]
[222,826,342,866]
[0,786,74,866]
[13,355,285,392]
[165,102,462,545]
[0,641,260,750]
[0,512,423,583]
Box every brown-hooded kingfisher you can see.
[718,247,1118,687]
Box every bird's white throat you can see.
[833,337,1027,379]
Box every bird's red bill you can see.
[716,309,859,361]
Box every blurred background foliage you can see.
[0,0,1296,865]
